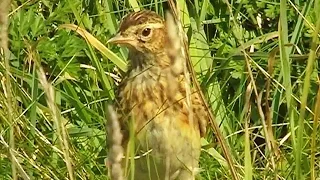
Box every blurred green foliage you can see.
[0,0,319,179]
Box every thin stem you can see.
[0,0,16,179]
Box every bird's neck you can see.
[127,49,170,73]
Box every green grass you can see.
[0,0,320,179]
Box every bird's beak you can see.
[107,33,135,45]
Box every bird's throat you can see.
[127,49,170,73]
[128,50,154,70]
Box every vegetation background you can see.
[0,0,319,179]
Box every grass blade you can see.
[59,24,127,72]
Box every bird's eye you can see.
[141,28,151,37]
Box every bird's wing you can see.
[191,89,209,137]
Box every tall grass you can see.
[0,0,319,179]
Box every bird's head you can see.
[108,10,168,58]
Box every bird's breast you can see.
[119,68,172,126]
[118,67,203,179]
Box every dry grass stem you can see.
[0,0,17,179]
[106,105,123,180]
[37,66,74,180]
[166,11,198,178]
[168,1,239,179]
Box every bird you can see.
[107,10,208,180]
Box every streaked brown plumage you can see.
[108,10,208,180]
